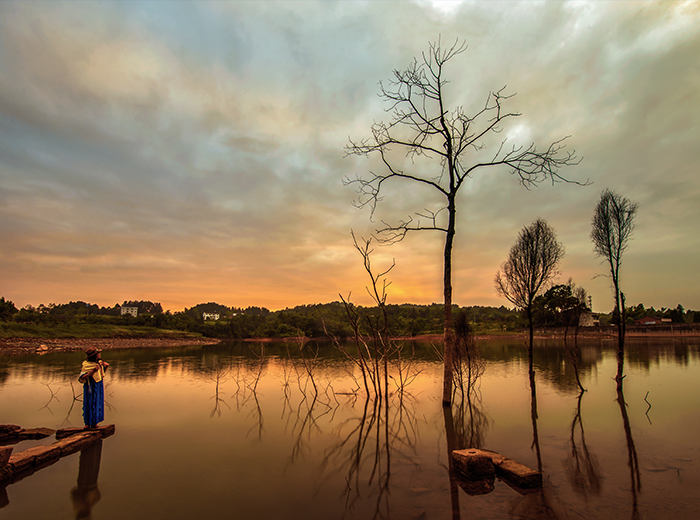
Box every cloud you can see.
[0,0,699,312]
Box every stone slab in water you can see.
[1,426,114,484]
[6,449,36,473]
[6,445,62,478]
[56,424,115,440]
[452,448,542,489]
[0,425,54,443]
[0,446,12,468]
[452,448,496,479]
[58,432,102,456]
[22,445,62,466]
[18,427,55,439]
[495,457,542,488]
[0,425,21,435]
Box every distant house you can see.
[579,311,600,327]
[202,312,220,321]
[635,316,661,325]
[121,306,138,317]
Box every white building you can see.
[202,312,220,321]
[121,306,138,317]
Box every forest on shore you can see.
[1,294,698,340]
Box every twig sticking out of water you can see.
[644,391,652,425]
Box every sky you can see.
[1,0,699,314]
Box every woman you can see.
[79,347,109,429]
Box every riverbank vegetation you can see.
[1,296,699,341]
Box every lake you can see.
[1,336,699,519]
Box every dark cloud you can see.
[1,1,698,311]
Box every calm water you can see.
[1,337,699,519]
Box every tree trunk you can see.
[614,282,625,391]
[527,305,534,375]
[442,200,456,406]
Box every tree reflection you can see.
[39,377,61,414]
[529,369,542,473]
[442,316,490,516]
[502,369,562,519]
[616,383,642,520]
[229,350,267,440]
[319,392,418,520]
[287,392,333,464]
[565,391,601,497]
[205,357,230,418]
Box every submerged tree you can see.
[495,218,565,372]
[346,38,582,405]
[590,189,638,390]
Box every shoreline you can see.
[2,329,698,355]
[0,336,221,355]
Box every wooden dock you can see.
[0,424,115,486]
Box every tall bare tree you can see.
[345,39,582,405]
[495,218,564,372]
[591,189,638,390]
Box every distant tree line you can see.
[0,297,520,339]
[1,296,697,339]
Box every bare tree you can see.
[495,218,564,372]
[590,189,638,390]
[345,38,582,405]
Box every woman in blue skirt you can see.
[79,347,109,429]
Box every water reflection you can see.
[529,369,542,473]
[1,338,699,520]
[443,404,464,518]
[617,384,642,520]
[506,369,561,519]
[69,440,103,520]
[565,392,602,497]
[3,338,699,390]
[206,357,230,418]
[320,393,418,520]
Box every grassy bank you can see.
[0,322,207,340]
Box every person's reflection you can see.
[70,440,103,520]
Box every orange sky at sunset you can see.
[2,1,699,313]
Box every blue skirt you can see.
[82,379,105,427]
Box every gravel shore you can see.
[0,336,222,355]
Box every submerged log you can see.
[452,448,542,489]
